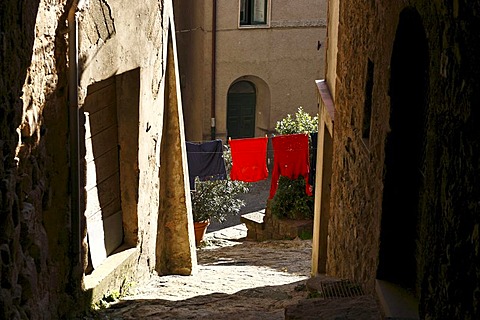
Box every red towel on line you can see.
[269,133,312,199]
[229,137,269,182]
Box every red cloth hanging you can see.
[269,133,312,199]
[229,137,269,182]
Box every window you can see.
[240,0,268,26]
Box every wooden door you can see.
[227,81,256,139]
[83,78,123,270]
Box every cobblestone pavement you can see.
[95,225,314,319]
[92,179,382,319]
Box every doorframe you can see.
[376,7,429,293]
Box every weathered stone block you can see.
[241,211,265,241]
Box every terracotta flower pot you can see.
[193,220,210,246]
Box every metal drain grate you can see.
[316,280,364,299]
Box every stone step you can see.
[240,210,265,241]
[375,280,419,320]
[240,210,265,225]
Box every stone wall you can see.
[242,207,313,241]
[78,0,195,302]
[1,0,195,318]
[0,0,75,318]
[79,0,197,306]
[327,0,480,318]
[326,0,400,292]
[413,2,480,318]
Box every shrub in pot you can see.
[191,177,249,224]
[190,147,249,244]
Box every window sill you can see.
[238,24,270,29]
[84,245,138,302]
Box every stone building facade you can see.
[173,0,327,141]
[312,0,480,318]
[0,0,195,318]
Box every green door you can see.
[227,81,256,139]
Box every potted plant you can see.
[190,148,249,245]
[270,175,314,220]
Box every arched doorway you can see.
[376,8,429,292]
[227,81,256,139]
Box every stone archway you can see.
[221,75,271,140]
[376,7,429,292]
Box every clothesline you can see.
[186,133,318,197]
[185,148,313,154]
[187,134,317,154]
[186,132,317,144]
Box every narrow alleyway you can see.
[88,178,382,319]
[89,177,314,319]
[92,225,312,319]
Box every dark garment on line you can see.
[309,132,318,189]
[186,140,227,190]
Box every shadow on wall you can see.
[0,0,96,318]
[0,1,43,318]
[0,1,40,148]
[376,7,428,294]
[80,69,140,275]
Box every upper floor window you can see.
[240,0,268,26]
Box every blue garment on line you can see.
[186,140,227,190]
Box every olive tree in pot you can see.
[190,148,249,245]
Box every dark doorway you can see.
[377,8,428,293]
[227,81,256,139]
